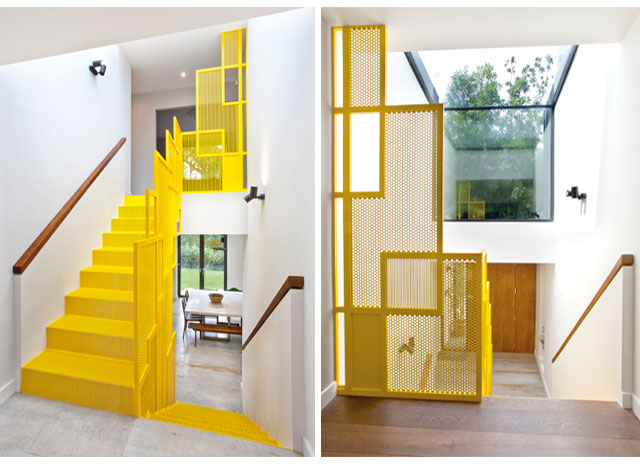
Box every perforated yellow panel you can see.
[333,25,491,402]
[351,110,441,308]
[183,28,247,193]
[348,26,382,108]
[385,258,437,310]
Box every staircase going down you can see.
[20,195,281,448]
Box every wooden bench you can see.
[188,322,242,346]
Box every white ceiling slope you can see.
[323,8,640,51]
[0,7,292,67]
[120,20,246,95]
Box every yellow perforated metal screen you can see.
[332,25,491,402]
[133,116,181,417]
[183,28,247,193]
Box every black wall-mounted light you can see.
[89,60,107,76]
[244,186,265,203]
[566,186,586,200]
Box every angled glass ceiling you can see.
[416,45,574,108]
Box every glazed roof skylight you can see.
[411,44,575,108]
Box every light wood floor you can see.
[492,352,546,398]
[322,395,640,456]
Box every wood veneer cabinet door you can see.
[488,264,516,352]
[487,263,536,353]
[515,264,537,353]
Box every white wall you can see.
[320,16,336,405]
[0,44,131,399]
[227,234,246,290]
[242,7,315,456]
[242,290,304,451]
[181,192,248,235]
[131,87,194,194]
[536,15,640,404]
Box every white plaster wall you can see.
[131,87,194,194]
[181,192,248,235]
[242,7,315,456]
[444,222,556,263]
[537,17,640,401]
[226,234,246,290]
[320,16,336,403]
[0,44,130,396]
[241,291,304,451]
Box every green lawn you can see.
[180,267,224,291]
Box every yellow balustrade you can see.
[332,25,492,401]
[183,28,247,193]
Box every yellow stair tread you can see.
[82,265,133,274]
[67,287,133,302]
[23,349,133,387]
[48,315,133,338]
[104,231,146,236]
[150,403,280,447]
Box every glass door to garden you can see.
[178,234,227,296]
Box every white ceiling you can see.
[322,8,640,51]
[120,21,246,95]
[0,7,291,66]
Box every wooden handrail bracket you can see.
[552,254,634,363]
[242,276,304,350]
[13,138,127,275]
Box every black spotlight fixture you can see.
[89,60,107,76]
[244,186,266,203]
[566,186,586,200]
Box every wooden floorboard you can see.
[322,396,640,456]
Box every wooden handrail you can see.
[13,138,127,275]
[552,254,634,363]
[242,276,304,350]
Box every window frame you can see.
[405,45,578,222]
[177,234,228,297]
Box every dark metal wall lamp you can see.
[566,186,586,200]
[244,186,265,203]
[89,60,107,76]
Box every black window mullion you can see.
[199,234,205,289]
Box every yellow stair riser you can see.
[80,270,133,291]
[93,249,134,267]
[124,195,146,207]
[118,205,152,218]
[111,217,152,232]
[65,295,133,321]
[46,328,134,361]
[21,369,134,416]
[103,232,146,248]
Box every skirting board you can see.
[0,379,16,407]
[535,355,550,399]
[632,394,640,421]
[302,435,314,457]
[321,381,337,409]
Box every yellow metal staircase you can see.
[21,195,152,415]
[21,193,281,447]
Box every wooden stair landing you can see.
[322,395,640,456]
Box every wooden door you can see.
[487,263,536,353]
